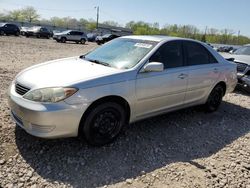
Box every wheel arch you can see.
[78,95,131,135]
[215,81,227,96]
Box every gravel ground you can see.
[0,36,250,188]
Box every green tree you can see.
[8,10,24,21]
[21,6,40,23]
[102,20,120,27]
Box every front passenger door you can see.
[135,41,188,118]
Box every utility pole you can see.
[238,30,240,45]
[95,6,99,29]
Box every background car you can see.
[20,26,30,36]
[87,33,98,42]
[53,30,87,44]
[25,26,51,38]
[96,33,120,45]
[0,23,20,36]
[221,44,250,92]
[217,46,234,53]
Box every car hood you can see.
[221,53,250,65]
[16,57,122,89]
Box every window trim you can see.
[148,40,185,70]
[183,41,218,67]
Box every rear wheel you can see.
[15,31,20,36]
[204,85,224,112]
[0,30,4,35]
[80,38,86,44]
[81,102,126,146]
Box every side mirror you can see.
[142,62,164,72]
[225,57,235,62]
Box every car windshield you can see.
[0,23,5,27]
[234,46,250,56]
[84,38,157,69]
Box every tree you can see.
[102,20,120,27]
[8,10,23,21]
[21,6,40,23]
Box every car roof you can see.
[121,35,197,43]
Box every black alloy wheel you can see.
[204,85,224,112]
[82,102,126,146]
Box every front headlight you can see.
[23,87,78,103]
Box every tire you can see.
[80,38,86,44]
[204,85,224,112]
[81,102,126,146]
[61,37,66,43]
[15,31,20,36]
[47,35,50,39]
[36,34,40,38]
[0,30,4,35]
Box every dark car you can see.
[96,34,120,45]
[217,46,234,53]
[0,23,20,36]
[87,33,98,42]
[25,26,51,39]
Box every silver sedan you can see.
[8,35,237,146]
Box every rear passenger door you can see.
[68,31,76,41]
[183,41,221,104]
[75,32,83,41]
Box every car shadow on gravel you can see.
[15,101,250,187]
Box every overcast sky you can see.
[0,0,249,36]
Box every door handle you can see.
[178,73,188,79]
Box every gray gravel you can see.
[0,36,250,188]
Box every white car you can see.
[221,44,250,91]
[8,35,237,146]
[53,30,87,44]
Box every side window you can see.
[184,41,217,66]
[41,28,48,32]
[149,41,183,69]
[77,32,83,35]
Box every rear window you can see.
[184,41,218,66]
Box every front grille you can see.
[235,62,248,73]
[15,83,30,96]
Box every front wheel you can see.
[0,30,4,35]
[204,85,224,112]
[61,37,66,43]
[81,102,126,146]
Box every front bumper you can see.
[237,73,250,90]
[8,84,86,138]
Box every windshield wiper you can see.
[87,59,111,67]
